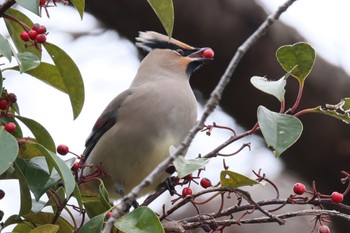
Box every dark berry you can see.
[331,191,343,203]
[319,225,330,233]
[39,0,46,6]
[165,164,176,174]
[57,144,69,155]
[0,189,4,199]
[293,183,306,195]
[32,23,41,32]
[35,34,47,43]
[8,93,17,103]
[20,31,30,42]
[200,178,212,189]
[37,25,47,34]
[5,122,16,133]
[28,30,38,40]
[0,99,8,110]
[182,187,192,197]
[0,210,3,222]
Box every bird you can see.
[80,31,214,200]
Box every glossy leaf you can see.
[29,224,59,233]
[0,34,13,62]
[70,0,85,19]
[79,212,106,233]
[311,98,350,124]
[147,0,174,37]
[220,170,259,189]
[250,75,286,102]
[257,106,303,157]
[115,207,164,233]
[14,52,40,73]
[43,43,84,119]
[0,127,19,175]
[26,156,60,201]
[16,115,56,152]
[276,42,316,81]
[14,158,32,216]
[16,0,40,16]
[4,8,41,59]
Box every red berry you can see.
[182,187,192,197]
[39,0,46,6]
[57,144,69,155]
[28,30,38,40]
[32,23,41,32]
[8,93,17,103]
[319,225,331,233]
[37,25,47,34]
[0,189,5,199]
[202,48,214,59]
[293,183,306,195]
[331,191,343,203]
[106,211,113,218]
[0,99,9,110]
[72,162,80,171]
[5,122,16,133]
[35,34,47,44]
[200,178,212,189]
[20,31,30,42]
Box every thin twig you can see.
[102,0,298,232]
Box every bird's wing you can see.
[82,89,132,161]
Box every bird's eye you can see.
[175,49,185,56]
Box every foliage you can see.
[0,0,349,233]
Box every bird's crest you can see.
[136,31,194,52]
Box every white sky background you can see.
[0,0,350,228]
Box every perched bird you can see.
[80,31,214,200]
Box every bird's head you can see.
[136,31,214,77]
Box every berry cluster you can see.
[0,90,18,133]
[0,189,4,224]
[20,23,47,49]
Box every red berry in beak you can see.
[202,48,214,59]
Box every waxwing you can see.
[80,31,214,200]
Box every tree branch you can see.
[0,0,16,17]
[102,0,298,232]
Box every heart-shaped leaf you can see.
[257,106,303,157]
[276,42,316,81]
[250,75,286,102]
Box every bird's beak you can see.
[187,47,214,62]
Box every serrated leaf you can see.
[79,212,105,233]
[257,106,303,157]
[311,98,350,124]
[115,207,164,233]
[4,8,41,59]
[29,224,59,233]
[70,0,85,19]
[0,34,13,62]
[173,155,209,178]
[16,115,56,152]
[276,42,316,81]
[220,170,259,189]
[16,0,40,16]
[43,43,84,119]
[147,0,174,38]
[250,75,286,102]
[0,127,19,175]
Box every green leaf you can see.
[0,127,19,175]
[257,106,303,157]
[14,52,41,73]
[147,0,174,38]
[79,212,106,233]
[16,115,56,152]
[4,8,42,59]
[310,98,350,124]
[115,207,164,233]
[43,43,84,119]
[70,0,85,19]
[13,222,34,232]
[26,156,60,201]
[220,170,259,189]
[0,34,13,62]
[29,224,59,233]
[16,0,40,16]
[0,70,3,92]
[173,156,209,178]
[31,143,75,198]
[250,75,286,102]
[14,158,33,216]
[23,212,73,232]
[276,42,316,81]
